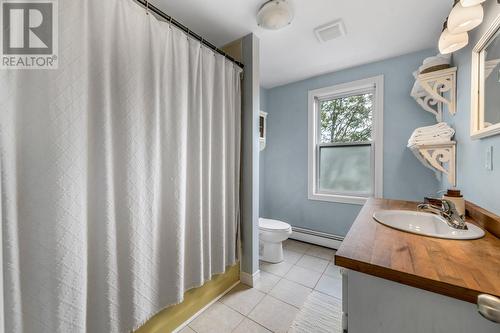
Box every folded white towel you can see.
[412,122,449,130]
[407,122,455,147]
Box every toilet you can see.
[259,218,292,263]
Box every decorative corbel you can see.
[417,67,457,118]
[410,142,456,186]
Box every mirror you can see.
[483,30,500,127]
[471,16,500,139]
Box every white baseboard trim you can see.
[172,280,240,333]
[290,227,344,250]
[240,269,260,287]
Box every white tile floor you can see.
[181,240,342,333]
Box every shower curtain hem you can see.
[130,260,239,333]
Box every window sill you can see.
[308,193,368,205]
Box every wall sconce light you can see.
[448,0,484,33]
[438,0,488,54]
[439,21,469,54]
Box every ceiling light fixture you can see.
[448,0,483,33]
[439,21,469,54]
[460,0,486,7]
[257,0,293,30]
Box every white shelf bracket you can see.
[411,67,457,122]
[410,142,456,186]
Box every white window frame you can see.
[308,75,384,205]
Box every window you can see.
[308,76,383,205]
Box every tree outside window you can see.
[320,93,373,143]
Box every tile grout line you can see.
[281,275,317,290]
[312,257,331,290]
[231,316,273,333]
[231,313,246,333]
[267,283,312,310]
[252,292,303,331]
[312,287,343,301]
[224,271,285,330]
[241,286,269,317]
[254,274,284,332]
[260,241,341,327]
[189,240,338,333]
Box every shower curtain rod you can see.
[136,0,244,69]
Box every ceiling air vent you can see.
[314,19,346,43]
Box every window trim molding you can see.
[307,75,384,205]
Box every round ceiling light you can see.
[448,1,483,34]
[257,0,293,30]
[439,22,469,54]
[460,0,486,7]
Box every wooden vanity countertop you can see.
[334,198,500,304]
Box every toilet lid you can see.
[259,218,291,232]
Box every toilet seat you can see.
[259,218,291,232]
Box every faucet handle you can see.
[422,198,455,212]
[422,197,446,211]
[424,197,444,206]
[442,199,456,210]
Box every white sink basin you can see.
[373,210,485,240]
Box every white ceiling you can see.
[151,0,452,88]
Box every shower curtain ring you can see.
[145,0,149,15]
[169,16,172,29]
[187,29,190,40]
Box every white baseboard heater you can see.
[290,227,344,250]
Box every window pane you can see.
[320,93,373,143]
[319,145,372,195]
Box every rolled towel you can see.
[418,54,451,74]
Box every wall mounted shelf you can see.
[259,111,268,151]
[409,141,456,186]
[411,67,457,122]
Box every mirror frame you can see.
[471,14,500,139]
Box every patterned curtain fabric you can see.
[0,0,241,331]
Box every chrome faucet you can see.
[417,199,468,230]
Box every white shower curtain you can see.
[0,0,241,332]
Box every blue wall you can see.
[260,49,442,236]
[442,1,500,215]
[260,86,268,110]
